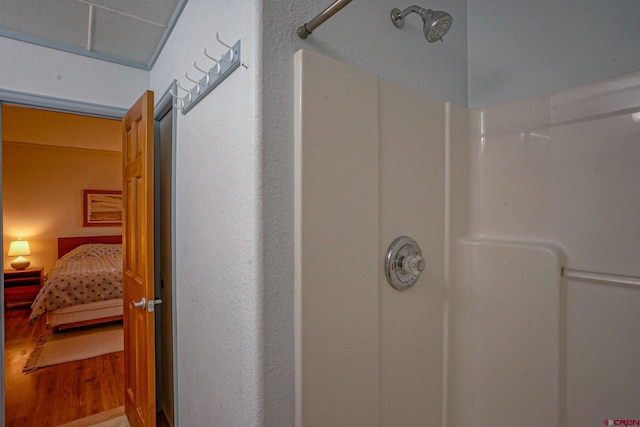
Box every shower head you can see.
[391,5,453,42]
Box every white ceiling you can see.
[0,0,187,70]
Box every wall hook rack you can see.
[172,35,242,115]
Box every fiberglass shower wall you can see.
[449,71,640,427]
[294,49,639,427]
[294,49,467,426]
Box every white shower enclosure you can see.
[294,49,640,427]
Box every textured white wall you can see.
[468,0,640,108]
[0,37,147,107]
[149,0,263,426]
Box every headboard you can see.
[57,235,122,259]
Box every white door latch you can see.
[148,298,163,313]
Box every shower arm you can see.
[391,5,428,28]
[297,0,353,39]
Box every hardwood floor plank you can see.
[4,308,125,426]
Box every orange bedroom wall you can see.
[2,142,122,275]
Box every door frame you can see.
[153,81,179,426]
[0,87,179,425]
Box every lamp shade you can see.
[8,240,31,270]
[8,240,31,257]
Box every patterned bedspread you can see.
[30,243,123,324]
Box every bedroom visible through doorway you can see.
[2,104,124,425]
[1,99,176,426]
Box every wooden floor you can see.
[4,307,124,427]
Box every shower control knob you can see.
[402,254,425,276]
[385,236,425,291]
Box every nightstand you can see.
[4,267,43,307]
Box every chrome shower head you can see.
[391,5,453,42]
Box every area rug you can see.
[57,406,129,427]
[86,415,129,427]
[24,323,123,372]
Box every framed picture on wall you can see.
[83,189,123,227]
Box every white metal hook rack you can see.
[171,34,242,115]
[184,72,202,93]
[169,88,184,110]
[193,61,212,84]
[203,48,222,75]
[215,32,235,62]
[176,81,193,101]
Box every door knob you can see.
[132,297,146,310]
[385,236,425,290]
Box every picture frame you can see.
[83,189,123,227]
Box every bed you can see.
[30,235,123,330]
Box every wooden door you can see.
[122,90,156,427]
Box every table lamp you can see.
[8,240,31,270]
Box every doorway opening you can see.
[1,88,177,426]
